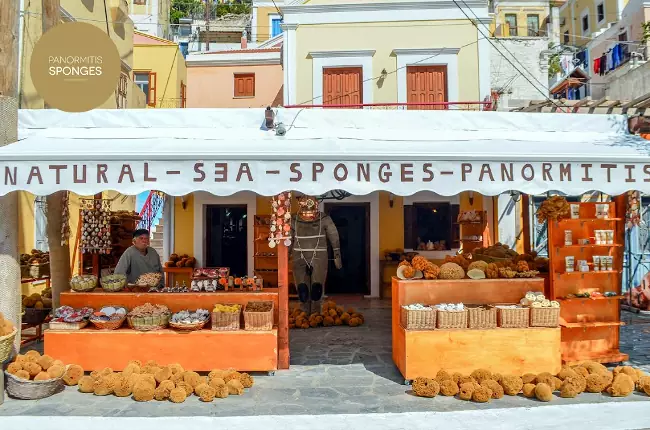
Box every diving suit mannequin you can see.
[291,195,342,315]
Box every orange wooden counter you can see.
[391,277,561,383]
[45,327,278,372]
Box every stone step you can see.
[152,231,163,241]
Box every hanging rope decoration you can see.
[60,191,71,246]
[268,192,292,248]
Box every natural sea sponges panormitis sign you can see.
[30,22,121,112]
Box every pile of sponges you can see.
[289,300,364,329]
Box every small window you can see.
[271,17,283,38]
[619,31,628,41]
[597,3,605,23]
[134,71,157,107]
[582,15,589,33]
[563,31,570,44]
[403,203,459,251]
[115,72,128,109]
[505,14,518,36]
[527,14,540,36]
[234,73,255,98]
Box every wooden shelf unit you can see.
[254,215,297,298]
[547,200,629,365]
[458,210,487,253]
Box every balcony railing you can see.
[283,101,493,111]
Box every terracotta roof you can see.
[134,31,177,46]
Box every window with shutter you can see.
[234,73,255,97]
[322,67,362,108]
[406,65,447,110]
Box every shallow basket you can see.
[22,308,51,326]
[49,320,89,331]
[497,306,530,328]
[4,367,65,400]
[169,318,209,332]
[0,328,18,363]
[436,309,468,329]
[530,307,560,327]
[211,304,242,331]
[90,316,126,331]
[70,276,98,292]
[127,313,170,331]
[243,301,274,331]
[400,307,436,330]
[100,276,127,292]
[467,305,497,329]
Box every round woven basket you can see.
[4,367,66,400]
[100,276,127,292]
[70,276,97,292]
[0,328,18,363]
[169,318,209,332]
[127,313,170,331]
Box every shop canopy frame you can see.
[2,108,650,198]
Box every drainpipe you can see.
[17,0,25,106]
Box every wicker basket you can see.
[436,309,468,329]
[0,328,17,363]
[400,306,436,330]
[468,305,497,329]
[211,304,242,331]
[70,275,97,292]
[530,307,560,327]
[497,306,530,328]
[22,308,51,326]
[100,275,127,292]
[243,301,274,331]
[127,313,170,331]
[4,368,65,400]
[48,320,89,331]
[29,263,50,279]
[169,318,209,331]
[90,315,126,331]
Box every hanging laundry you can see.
[599,53,607,75]
[607,49,614,71]
[612,44,620,69]
[593,57,601,74]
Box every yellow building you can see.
[490,0,551,37]
[559,0,628,46]
[129,0,172,40]
[133,31,188,108]
[17,0,142,293]
[252,1,293,44]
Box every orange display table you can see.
[50,289,282,372]
[392,277,561,383]
[45,328,278,372]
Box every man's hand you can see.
[334,249,343,270]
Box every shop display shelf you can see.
[562,351,629,366]
[560,321,625,328]
[556,295,625,302]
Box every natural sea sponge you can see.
[522,383,536,398]
[536,372,555,388]
[138,373,156,389]
[214,384,229,398]
[200,385,217,402]
[127,360,142,368]
[127,373,141,391]
[23,362,42,378]
[169,387,187,403]
[636,375,650,392]
[240,373,254,388]
[133,380,155,402]
[7,362,22,375]
[481,379,504,399]
[78,376,95,393]
[501,375,523,396]
[608,374,634,397]
[614,366,639,383]
[176,381,194,397]
[459,375,476,385]
[169,363,184,375]
[563,375,587,394]
[491,373,503,384]
[63,364,84,386]
[224,371,242,383]
[535,383,553,402]
[183,371,203,388]
[439,379,459,396]
[145,359,159,368]
[227,379,244,395]
[472,386,492,403]
[34,372,51,381]
[209,378,226,389]
[113,375,133,397]
[195,383,210,396]
[470,369,492,384]
[451,372,463,384]
[586,373,610,393]
[412,377,440,398]
[557,367,578,381]
[123,363,141,379]
[171,371,185,384]
[14,354,28,365]
[93,377,113,396]
[37,354,54,371]
[572,366,590,378]
[582,361,608,375]
[47,364,65,378]
[154,367,172,384]
[15,370,31,380]
[154,380,175,400]
[208,369,225,381]
[436,369,452,382]
[560,382,579,398]
[458,382,475,401]
[522,373,536,384]
[25,350,41,359]
[553,377,563,391]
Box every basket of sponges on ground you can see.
[496,304,530,328]
[467,305,497,329]
[212,304,242,331]
[400,304,436,330]
[0,312,17,362]
[435,305,468,329]
[4,364,69,400]
[243,301,274,331]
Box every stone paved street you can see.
[1,300,650,418]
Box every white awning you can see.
[2,108,649,197]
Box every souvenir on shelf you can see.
[268,191,292,248]
[164,253,197,269]
[457,210,483,223]
[80,198,112,254]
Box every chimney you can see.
[241,29,248,49]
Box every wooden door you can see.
[323,67,362,108]
[406,65,447,110]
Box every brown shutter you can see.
[234,73,255,97]
[323,67,362,108]
[406,65,447,110]
[148,72,157,107]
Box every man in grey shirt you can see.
[114,229,163,286]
